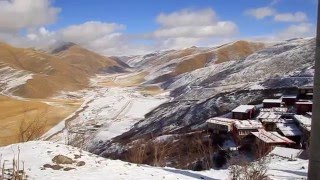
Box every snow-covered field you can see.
[44,74,169,145]
[0,141,308,180]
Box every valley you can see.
[0,38,315,179]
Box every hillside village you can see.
[206,86,313,160]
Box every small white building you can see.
[232,105,256,120]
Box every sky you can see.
[0,0,317,56]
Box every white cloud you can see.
[274,12,308,22]
[156,8,217,27]
[0,0,60,32]
[152,8,238,50]
[245,7,275,19]
[245,6,309,23]
[60,21,125,45]
[155,37,201,50]
[278,23,315,39]
[58,21,150,56]
[154,21,237,38]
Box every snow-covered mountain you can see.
[91,38,315,169]
[0,38,315,179]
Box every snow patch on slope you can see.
[0,65,33,94]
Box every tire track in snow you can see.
[44,98,94,141]
[112,100,132,122]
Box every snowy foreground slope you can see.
[0,141,308,180]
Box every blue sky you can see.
[51,0,317,37]
[0,0,317,55]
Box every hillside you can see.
[0,95,80,146]
[90,38,315,169]
[51,42,126,74]
[0,141,309,179]
[120,40,265,85]
[0,42,126,98]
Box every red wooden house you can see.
[296,101,313,115]
[263,99,282,108]
[282,95,297,106]
[251,129,295,158]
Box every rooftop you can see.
[206,117,236,126]
[306,112,312,117]
[257,112,282,122]
[299,86,313,90]
[260,107,288,113]
[263,99,282,104]
[294,115,312,132]
[276,123,302,136]
[232,105,255,113]
[270,147,303,159]
[296,101,313,105]
[282,95,297,99]
[251,129,294,144]
[234,120,263,130]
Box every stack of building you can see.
[206,86,313,158]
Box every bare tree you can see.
[228,155,270,180]
[19,108,48,142]
[1,147,26,180]
[192,133,214,169]
[127,139,148,164]
[152,139,176,167]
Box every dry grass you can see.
[0,42,122,99]
[122,131,216,170]
[98,72,149,87]
[139,85,164,95]
[150,48,198,67]
[126,139,177,167]
[0,95,81,146]
[174,52,214,75]
[0,146,27,179]
[215,41,265,64]
[56,45,119,74]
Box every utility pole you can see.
[308,0,320,179]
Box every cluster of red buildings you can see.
[206,86,313,158]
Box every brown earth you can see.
[53,44,120,74]
[0,42,124,99]
[215,41,265,64]
[97,72,149,87]
[144,41,265,84]
[0,95,81,146]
